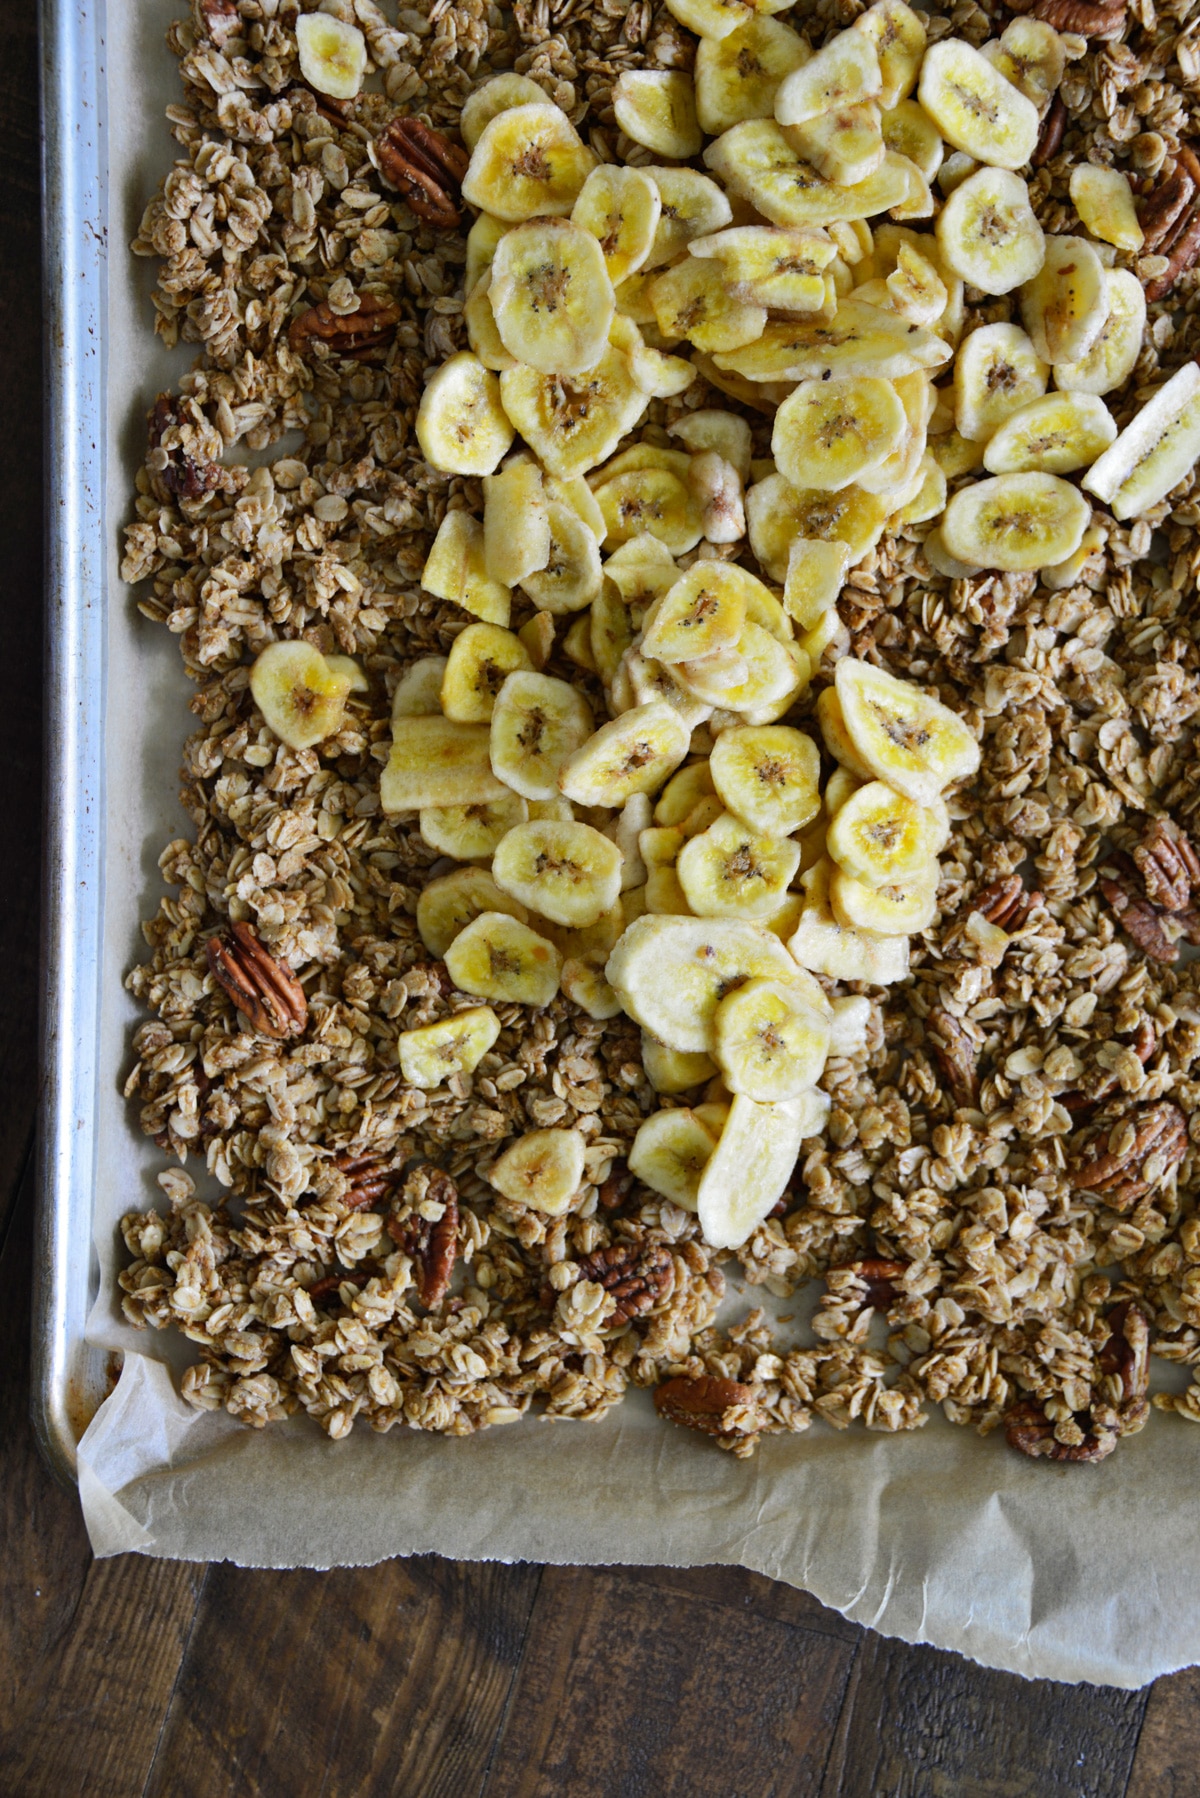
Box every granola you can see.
[118,0,1200,1467]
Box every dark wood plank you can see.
[626,1562,862,1645]
[480,1563,857,1798]
[1125,1666,1200,1798]
[0,0,46,1234]
[819,1629,1148,1798]
[142,1557,543,1798]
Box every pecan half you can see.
[1099,849,1180,963]
[1003,1397,1118,1462]
[335,1150,397,1212]
[1134,817,1200,911]
[830,1258,907,1310]
[575,1240,674,1327]
[1140,147,1200,299]
[1147,208,1200,302]
[376,118,469,228]
[1060,1016,1157,1119]
[1032,93,1067,167]
[288,293,402,359]
[1071,1098,1188,1210]
[1099,1299,1150,1402]
[149,394,239,502]
[654,1374,755,1437]
[973,873,1037,931]
[598,1158,636,1212]
[1005,0,1125,36]
[308,1265,373,1304]
[927,1007,979,1108]
[205,920,308,1039]
[199,0,240,48]
[1139,159,1196,252]
[386,1166,459,1308]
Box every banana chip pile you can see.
[119,0,1200,1458]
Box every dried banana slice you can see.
[416,867,530,958]
[500,350,648,480]
[941,471,1090,571]
[519,609,557,672]
[483,460,550,586]
[783,537,850,629]
[441,623,533,724]
[461,103,596,222]
[709,724,822,835]
[1051,269,1145,399]
[713,976,832,1101]
[981,17,1064,116]
[295,13,366,100]
[605,913,799,1052]
[382,717,509,813]
[689,224,835,314]
[826,779,949,887]
[654,761,717,826]
[695,17,812,136]
[982,391,1116,475]
[835,657,980,804]
[696,1091,815,1248]
[649,258,768,354]
[421,511,511,628]
[706,122,911,226]
[665,0,793,41]
[489,1127,585,1214]
[603,532,681,616]
[417,351,515,476]
[881,100,944,182]
[625,652,715,732]
[936,168,1044,296]
[953,321,1048,443]
[815,685,873,780]
[591,468,704,559]
[490,670,593,800]
[465,212,509,294]
[746,472,889,579]
[1020,234,1109,366]
[1069,165,1143,253]
[561,952,623,1020]
[642,562,763,664]
[559,702,690,808]
[520,501,603,614]
[628,1107,718,1212]
[1083,363,1200,522]
[641,1035,718,1093]
[677,811,801,918]
[689,450,746,542]
[830,861,938,935]
[249,641,355,751]
[775,27,881,125]
[855,0,927,109]
[490,218,615,376]
[492,819,623,927]
[445,912,563,1009]
[420,791,528,861]
[788,103,886,189]
[772,374,908,491]
[714,300,950,383]
[571,164,662,283]
[918,39,1039,170]
[615,70,703,158]
[461,74,550,151]
[787,862,912,985]
[392,656,450,723]
[642,168,734,269]
[398,1006,502,1090]
[890,451,946,525]
[465,274,516,373]
[608,316,697,401]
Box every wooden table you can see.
[5,1,1200,1790]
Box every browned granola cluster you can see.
[116,0,1200,1461]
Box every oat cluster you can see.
[119,0,1200,1460]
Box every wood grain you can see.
[819,1629,1148,1798]
[1125,1665,1200,1798]
[142,1558,543,1798]
[480,1563,858,1798]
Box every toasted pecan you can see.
[205,920,308,1039]
[376,118,469,228]
[654,1374,755,1437]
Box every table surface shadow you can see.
[8,0,1200,1791]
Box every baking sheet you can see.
[40,0,1200,1688]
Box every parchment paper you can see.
[76,0,1200,1690]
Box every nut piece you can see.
[1099,1299,1150,1404]
[376,118,470,228]
[1099,849,1182,964]
[654,1373,755,1436]
[1005,0,1125,39]
[1138,146,1200,301]
[1032,93,1066,169]
[828,1258,907,1310]
[148,395,239,502]
[288,293,402,359]
[386,1166,460,1308]
[1003,1397,1118,1462]
[926,1008,978,1108]
[199,0,240,49]
[575,1240,674,1327]
[1134,817,1200,912]
[972,873,1037,930]
[334,1150,398,1212]
[205,920,308,1040]
[1070,1099,1189,1211]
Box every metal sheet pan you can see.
[34,0,112,1485]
